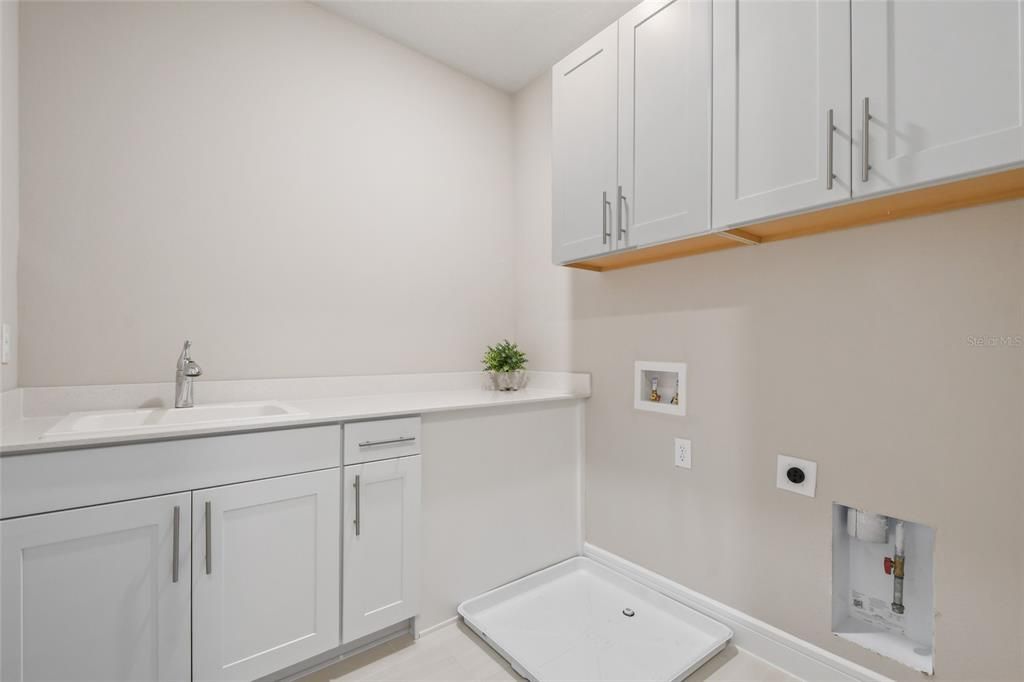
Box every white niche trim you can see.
[634,361,686,416]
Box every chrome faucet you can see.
[175,340,202,408]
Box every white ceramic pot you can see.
[489,370,527,391]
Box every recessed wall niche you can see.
[633,361,686,416]
[832,504,935,674]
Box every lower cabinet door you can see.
[342,455,421,644]
[192,469,340,682]
[0,493,192,682]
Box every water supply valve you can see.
[884,550,906,615]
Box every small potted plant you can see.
[482,339,528,391]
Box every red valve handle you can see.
[884,557,894,575]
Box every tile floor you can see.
[302,621,800,682]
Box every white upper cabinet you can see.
[552,0,1024,268]
[619,0,711,246]
[342,455,421,644]
[853,0,1024,195]
[1,494,191,682]
[192,469,340,682]
[713,0,851,228]
[552,23,619,263]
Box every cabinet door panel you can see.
[619,0,711,246]
[193,469,340,682]
[342,456,421,644]
[713,0,851,228]
[853,0,1024,195]
[0,494,191,682]
[552,23,619,263]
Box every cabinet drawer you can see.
[344,417,421,464]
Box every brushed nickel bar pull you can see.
[172,505,180,583]
[861,97,871,182]
[617,185,628,240]
[354,475,361,537]
[357,436,416,447]
[602,191,611,245]
[205,500,212,575]
[826,108,835,190]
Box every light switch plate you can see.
[674,438,692,469]
[1,323,9,365]
[777,454,816,497]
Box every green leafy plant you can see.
[482,339,528,373]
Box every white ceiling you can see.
[314,0,639,93]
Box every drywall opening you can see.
[633,361,686,415]
[832,503,935,674]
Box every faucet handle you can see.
[177,340,194,370]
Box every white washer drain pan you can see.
[458,557,732,682]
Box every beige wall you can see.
[420,402,581,629]
[18,1,516,386]
[0,0,18,391]
[512,72,572,372]
[513,74,1024,680]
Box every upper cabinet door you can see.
[713,0,851,229]
[552,23,619,264]
[1,493,191,682]
[853,0,1024,196]
[192,469,340,682]
[619,0,711,246]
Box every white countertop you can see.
[0,372,590,455]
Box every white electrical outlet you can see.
[674,438,692,469]
[1,323,10,365]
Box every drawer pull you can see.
[357,436,416,447]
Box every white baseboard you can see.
[270,620,411,682]
[583,543,891,682]
[275,613,460,682]
[415,615,459,638]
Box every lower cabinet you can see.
[0,468,340,682]
[0,493,192,682]
[342,455,421,643]
[193,469,341,681]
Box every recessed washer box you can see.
[832,503,935,674]
[634,361,686,416]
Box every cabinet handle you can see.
[601,191,612,245]
[205,500,212,575]
[826,109,835,190]
[353,475,361,537]
[861,97,871,182]
[172,505,180,583]
[617,185,628,240]
[357,436,415,447]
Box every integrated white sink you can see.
[44,401,308,439]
